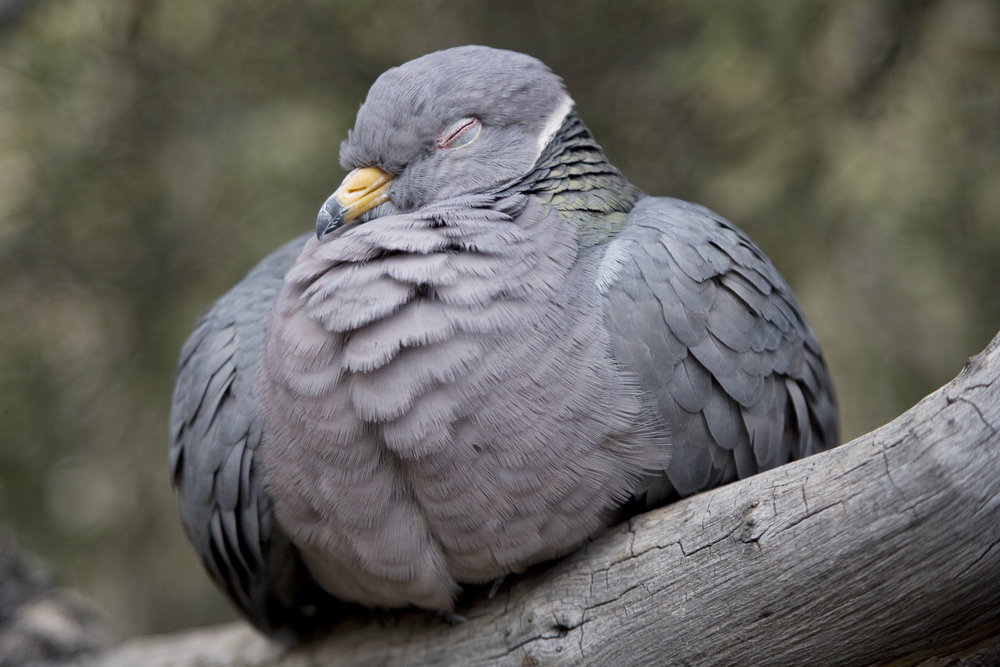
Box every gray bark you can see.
[74,331,1000,666]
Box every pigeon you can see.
[169,45,838,641]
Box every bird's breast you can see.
[256,202,649,606]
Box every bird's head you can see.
[316,45,574,239]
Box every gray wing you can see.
[169,233,341,641]
[601,197,839,505]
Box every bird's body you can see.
[170,46,838,640]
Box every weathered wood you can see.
[78,332,1000,667]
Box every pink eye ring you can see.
[437,117,482,149]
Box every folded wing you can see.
[601,197,838,505]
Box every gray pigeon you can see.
[169,45,838,641]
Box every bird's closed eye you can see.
[437,117,481,150]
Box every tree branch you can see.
[74,332,1000,667]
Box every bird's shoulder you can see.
[597,196,838,502]
[598,195,819,361]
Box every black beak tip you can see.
[316,196,346,240]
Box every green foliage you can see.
[0,0,997,636]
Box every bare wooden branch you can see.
[78,332,1000,667]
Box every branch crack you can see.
[957,535,1000,578]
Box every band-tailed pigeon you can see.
[170,45,838,641]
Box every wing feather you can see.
[602,197,838,505]
[169,233,343,641]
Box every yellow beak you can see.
[316,166,394,239]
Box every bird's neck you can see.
[496,112,644,247]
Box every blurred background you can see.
[0,0,998,639]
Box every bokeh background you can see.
[0,0,998,639]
